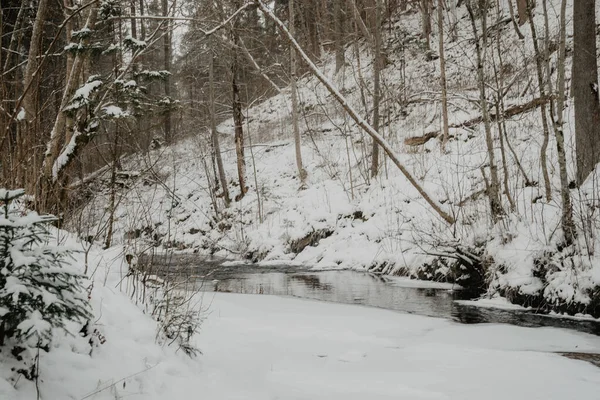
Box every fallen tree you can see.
[404,96,551,146]
[254,0,455,225]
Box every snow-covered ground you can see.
[196,293,600,400]
[4,259,600,400]
[1,224,599,399]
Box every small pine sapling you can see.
[0,189,91,378]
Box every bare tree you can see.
[437,0,449,149]
[289,0,307,185]
[466,0,503,222]
[162,0,173,144]
[231,15,247,200]
[209,47,231,207]
[549,0,575,245]
[525,0,552,202]
[370,0,382,177]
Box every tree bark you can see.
[466,1,503,222]
[526,0,552,202]
[573,0,600,185]
[516,0,528,25]
[334,0,345,72]
[289,0,307,185]
[437,0,449,149]
[162,0,172,144]
[231,26,247,200]
[370,0,382,177]
[420,0,432,51]
[210,49,231,207]
[551,0,575,245]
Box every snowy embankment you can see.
[3,230,600,400]
[75,1,600,314]
[0,233,203,399]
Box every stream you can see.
[145,254,600,336]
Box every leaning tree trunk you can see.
[573,0,600,185]
[40,4,98,212]
[255,0,455,224]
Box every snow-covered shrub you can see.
[0,189,91,377]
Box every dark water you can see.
[147,254,600,336]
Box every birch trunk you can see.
[552,0,575,244]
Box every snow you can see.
[193,293,600,400]
[456,295,530,311]
[124,35,147,49]
[4,254,600,400]
[1,223,600,399]
[16,108,25,121]
[102,105,129,118]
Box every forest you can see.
[1,0,600,398]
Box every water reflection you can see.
[200,271,466,319]
[193,270,600,336]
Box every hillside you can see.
[72,1,600,315]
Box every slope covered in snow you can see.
[72,1,600,314]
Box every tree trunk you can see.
[370,0,382,177]
[289,0,307,185]
[40,4,98,211]
[162,0,172,144]
[437,0,449,149]
[552,0,575,245]
[526,0,552,202]
[210,50,231,207]
[420,0,432,51]
[334,0,345,72]
[573,0,600,185]
[516,0,528,25]
[232,31,247,200]
[20,0,49,192]
[507,0,525,39]
[466,1,503,222]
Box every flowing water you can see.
[145,254,600,336]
